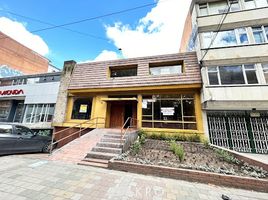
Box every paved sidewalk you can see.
[240,153,268,165]
[0,156,267,200]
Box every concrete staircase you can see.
[78,133,125,168]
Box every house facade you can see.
[52,53,203,136]
[180,0,268,153]
[0,72,61,135]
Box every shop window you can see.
[149,61,183,75]
[262,63,268,83]
[207,64,259,85]
[110,65,137,78]
[23,104,55,123]
[142,94,196,130]
[71,98,92,120]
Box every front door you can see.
[110,102,125,128]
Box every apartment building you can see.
[52,53,203,137]
[180,0,268,153]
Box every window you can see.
[209,1,228,15]
[244,0,268,9]
[244,0,256,9]
[229,0,241,11]
[208,67,219,85]
[236,28,249,44]
[0,100,12,120]
[207,65,259,85]
[23,104,55,123]
[199,3,208,16]
[71,98,92,120]
[262,63,268,83]
[110,65,137,78]
[14,125,33,136]
[142,94,196,130]
[0,125,12,134]
[149,61,183,75]
[202,30,238,48]
[255,0,268,7]
[252,27,266,43]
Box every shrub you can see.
[131,141,141,155]
[215,149,239,164]
[147,132,201,143]
[169,140,185,162]
[139,134,146,145]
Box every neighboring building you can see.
[0,31,50,76]
[180,0,268,153]
[0,72,61,134]
[53,53,203,136]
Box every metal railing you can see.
[120,117,138,140]
[49,117,105,154]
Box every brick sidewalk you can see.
[0,156,267,200]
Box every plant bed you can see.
[109,139,268,192]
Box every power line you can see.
[200,2,233,64]
[0,10,108,41]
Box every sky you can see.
[0,0,191,69]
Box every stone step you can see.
[82,158,109,164]
[97,142,123,148]
[92,146,122,154]
[86,151,118,160]
[101,138,125,143]
[78,161,108,168]
[103,134,122,139]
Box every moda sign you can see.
[0,89,24,96]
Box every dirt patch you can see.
[116,139,268,179]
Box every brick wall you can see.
[0,32,49,74]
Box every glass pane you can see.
[24,105,33,123]
[230,0,240,11]
[184,123,197,130]
[209,1,228,15]
[202,32,213,48]
[255,0,268,7]
[0,100,11,120]
[246,70,258,84]
[183,99,195,119]
[207,66,218,72]
[199,4,208,16]
[244,64,255,70]
[265,27,268,40]
[252,27,265,43]
[110,67,137,78]
[47,104,55,122]
[219,66,245,84]
[239,33,249,44]
[244,0,256,9]
[150,65,182,75]
[0,125,12,134]
[208,72,219,85]
[71,98,92,120]
[214,30,237,47]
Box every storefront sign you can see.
[0,89,24,96]
[161,107,174,116]
[142,100,148,109]
[79,104,88,113]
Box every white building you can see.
[0,72,61,135]
[180,0,268,154]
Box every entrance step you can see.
[82,158,109,164]
[101,138,125,143]
[78,160,108,168]
[86,151,118,160]
[92,146,122,154]
[97,142,123,148]
[103,134,122,139]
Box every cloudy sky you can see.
[0,0,191,68]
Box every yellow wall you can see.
[91,95,107,128]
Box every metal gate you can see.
[207,111,268,154]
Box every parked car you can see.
[0,124,54,155]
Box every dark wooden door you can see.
[110,102,125,128]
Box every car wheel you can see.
[42,142,54,153]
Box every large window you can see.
[71,98,92,120]
[207,64,258,85]
[23,104,55,123]
[149,61,183,75]
[142,94,196,130]
[110,65,137,78]
[262,63,268,83]
[244,0,268,9]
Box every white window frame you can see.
[251,26,268,44]
[207,64,259,85]
[262,63,268,83]
[235,28,250,44]
[23,104,55,124]
[243,0,268,9]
